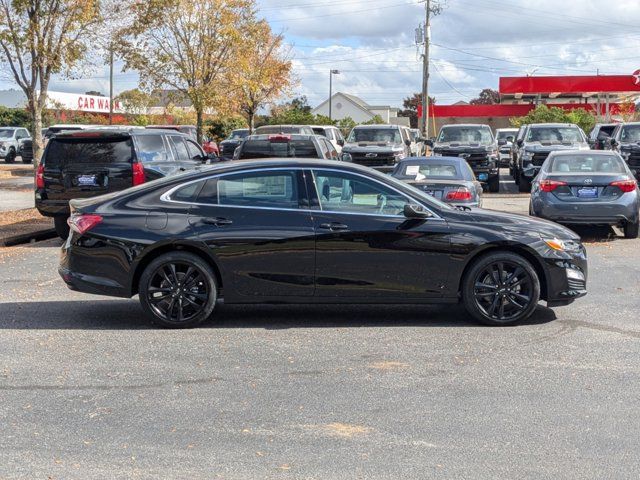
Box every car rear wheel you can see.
[4,148,16,163]
[139,252,217,328]
[624,220,639,239]
[462,251,540,326]
[54,216,70,239]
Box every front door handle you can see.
[319,222,348,231]
[202,217,233,226]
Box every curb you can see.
[0,228,57,247]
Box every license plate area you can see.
[577,186,598,198]
[478,173,488,181]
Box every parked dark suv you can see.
[428,124,499,192]
[233,134,340,161]
[219,128,250,159]
[610,122,640,181]
[513,123,589,192]
[36,129,209,239]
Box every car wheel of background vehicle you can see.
[139,252,217,328]
[624,220,639,239]
[488,175,500,193]
[518,174,531,193]
[528,202,535,216]
[4,148,16,163]
[462,251,540,326]
[54,216,70,239]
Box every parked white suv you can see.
[310,125,345,154]
[0,127,31,163]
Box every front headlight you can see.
[543,238,582,253]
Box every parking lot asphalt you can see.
[1,206,639,478]
[0,163,34,212]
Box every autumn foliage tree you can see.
[119,0,273,143]
[0,0,103,162]
[235,22,293,132]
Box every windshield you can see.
[396,162,462,180]
[437,126,493,144]
[347,128,402,144]
[549,154,627,174]
[0,129,16,139]
[620,125,640,143]
[497,130,516,141]
[238,139,318,159]
[526,126,583,143]
[228,130,249,140]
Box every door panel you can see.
[309,169,452,298]
[188,170,316,299]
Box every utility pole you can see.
[329,69,340,121]
[421,0,431,138]
[109,45,114,125]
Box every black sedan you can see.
[59,159,588,328]
[391,156,483,208]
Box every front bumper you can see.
[540,244,588,307]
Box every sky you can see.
[2,0,640,110]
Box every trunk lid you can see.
[547,173,632,202]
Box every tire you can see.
[518,173,531,193]
[528,202,535,216]
[4,148,16,163]
[139,252,218,328]
[624,220,639,239]
[54,216,70,239]
[462,251,540,326]
[488,175,500,193]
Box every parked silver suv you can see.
[0,127,31,163]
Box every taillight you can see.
[539,179,567,192]
[132,162,145,186]
[610,179,637,193]
[268,134,291,143]
[445,187,472,201]
[35,163,45,189]
[67,214,103,234]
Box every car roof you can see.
[147,124,196,128]
[352,124,399,129]
[527,123,579,127]
[256,124,309,128]
[549,150,621,156]
[246,134,316,141]
[620,121,640,126]
[308,125,336,129]
[496,128,518,131]
[51,128,191,139]
[441,123,491,128]
[399,156,466,163]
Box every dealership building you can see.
[429,73,640,135]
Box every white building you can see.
[312,92,409,126]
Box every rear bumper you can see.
[532,194,639,225]
[35,197,70,217]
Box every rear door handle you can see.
[202,217,233,226]
[319,222,348,231]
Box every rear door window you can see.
[169,136,190,161]
[44,137,134,167]
[185,139,204,160]
[136,135,169,162]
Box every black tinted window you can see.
[169,136,189,160]
[45,138,133,167]
[238,140,319,159]
[136,135,169,162]
[185,140,203,159]
[171,180,205,202]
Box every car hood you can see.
[466,208,580,240]
[434,142,493,150]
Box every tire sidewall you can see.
[463,251,541,326]
[139,252,217,328]
[5,148,15,163]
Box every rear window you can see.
[44,137,134,167]
[549,155,626,174]
[397,162,461,180]
[238,139,319,159]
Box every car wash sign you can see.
[46,91,124,113]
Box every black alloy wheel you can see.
[139,252,217,328]
[463,252,540,326]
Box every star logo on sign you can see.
[633,69,640,85]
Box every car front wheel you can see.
[139,252,218,328]
[462,251,540,326]
[4,148,16,163]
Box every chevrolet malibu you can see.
[59,159,588,328]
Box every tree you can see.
[400,92,435,128]
[236,21,293,133]
[268,96,315,125]
[469,88,500,105]
[119,0,260,143]
[511,105,596,133]
[363,115,385,125]
[116,88,155,115]
[337,116,356,137]
[205,116,247,142]
[0,0,103,163]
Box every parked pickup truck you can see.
[341,125,412,172]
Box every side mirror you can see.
[341,152,352,162]
[498,139,507,146]
[516,139,523,147]
[404,203,432,219]
[337,139,344,147]
[404,139,411,147]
